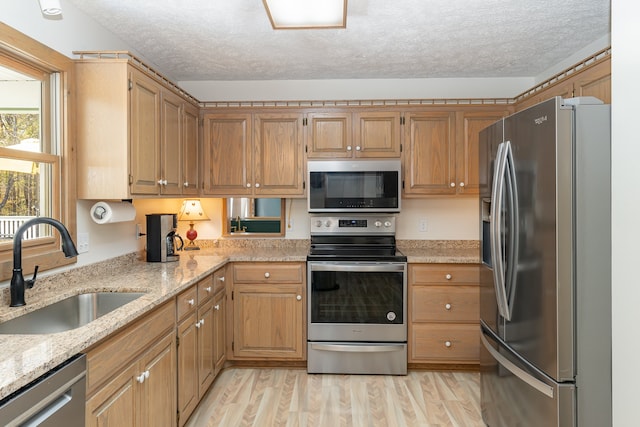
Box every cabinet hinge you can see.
[128,79,133,91]
[176,336,180,347]
[303,181,306,190]
[400,116,405,125]
[231,291,234,300]
[177,411,180,424]
[232,341,234,351]
[305,145,308,153]
[128,174,133,185]
[402,180,405,189]
[400,143,403,153]
[303,118,308,126]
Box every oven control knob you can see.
[386,311,396,322]
[374,220,382,228]
[324,220,332,227]
[384,221,392,228]
[314,220,322,228]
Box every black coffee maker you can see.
[146,214,184,262]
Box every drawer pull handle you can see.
[205,286,212,293]
[445,303,452,310]
[296,295,302,301]
[196,319,203,328]
[187,298,195,306]
[445,341,452,348]
[264,272,270,278]
[445,274,452,280]
[137,373,145,383]
[214,304,220,310]
[219,276,225,282]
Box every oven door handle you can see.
[310,343,406,353]
[309,263,406,272]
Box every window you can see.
[222,198,285,236]
[0,24,76,281]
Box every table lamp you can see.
[178,199,209,250]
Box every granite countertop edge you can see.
[0,243,479,400]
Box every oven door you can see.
[307,261,407,342]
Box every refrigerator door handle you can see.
[481,333,554,399]
[504,141,520,317]
[490,141,511,320]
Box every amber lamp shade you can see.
[177,200,209,250]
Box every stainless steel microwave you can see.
[307,160,401,213]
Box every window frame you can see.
[0,23,76,281]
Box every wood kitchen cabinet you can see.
[85,301,176,427]
[408,264,480,366]
[230,262,306,360]
[182,102,200,195]
[75,54,200,199]
[306,111,401,158]
[403,108,508,196]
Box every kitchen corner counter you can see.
[0,244,308,400]
[398,240,480,264]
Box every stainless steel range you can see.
[307,215,407,375]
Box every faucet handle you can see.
[25,265,39,289]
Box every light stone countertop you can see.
[0,240,476,400]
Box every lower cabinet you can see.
[176,268,227,426]
[230,262,306,360]
[408,264,480,366]
[85,301,177,427]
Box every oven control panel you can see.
[310,215,396,235]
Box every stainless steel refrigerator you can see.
[479,97,611,427]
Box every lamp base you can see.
[184,245,200,251]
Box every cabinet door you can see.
[403,111,456,195]
[456,110,508,195]
[233,283,304,359]
[182,103,199,194]
[130,68,161,195]
[254,113,305,196]
[161,90,183,195]
[202,113,252,196]
[177,312,199,425]
[354,111,402,158]
[140,333,177,427]
[197,298,215,397]
[573,59,611,103]
[86,363,137,427]
[306,112,353,158]
[213,291,226,375]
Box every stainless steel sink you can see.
[0,292,146,334]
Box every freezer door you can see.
[480,326,575,427]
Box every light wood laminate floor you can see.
[185,368,484,427]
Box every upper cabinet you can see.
[202,112,305,198]
[306,111,401,158]
[75,54,199,199]
[403,108,509,196]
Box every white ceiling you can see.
[65,0,610,82]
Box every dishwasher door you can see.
[0,354,86,427]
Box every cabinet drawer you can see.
[411,323,479,363]
[177,286,198,320]
[412,285,479,322]
[233,263,304,284]
[409,264,479,285]
[197,275,215,303]
[212,268,226,295]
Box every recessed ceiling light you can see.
[39,0,62,16]
[263,0,347,30]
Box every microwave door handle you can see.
[504,141,520,319]
[490,142,511,321]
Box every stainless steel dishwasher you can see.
[0,354,86,426]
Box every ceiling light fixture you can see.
[263,0,347,30]
[38,0,62,16]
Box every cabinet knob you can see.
[450,182,456,187]
[264,272,270,278]
[255,183,260,188]
[184,181,189,187]
[187,298,195,306]
[459,182,465,187]
[445,274,452,280]
[219,276,225,282]
[346,145,352,151]
[214,304,220,310]
[136,373,145,383]
[158,179,167,186]
[196,319,203,328]
[296,295,302,301]
[355,146,361,151]
[246,183,251,188]
[445,303,452,310]
[205,286,212,293]
[445,341,452,348]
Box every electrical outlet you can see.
[419,218,428,232]
[287,218,294,230]
[136,224,142,239]
[77,232,89,253]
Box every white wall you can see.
[611,1,639,425]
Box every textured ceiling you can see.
[65,0,610,82]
